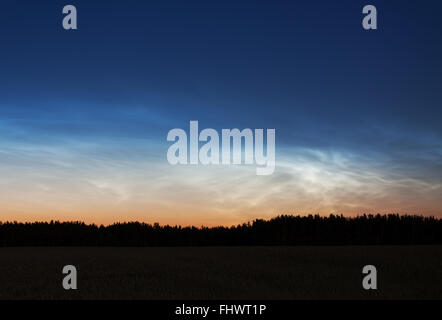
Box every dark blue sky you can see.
[1,0,441,223]
[1,0,441,143]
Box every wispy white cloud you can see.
[1,123,441,225]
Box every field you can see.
[0,246,441,299]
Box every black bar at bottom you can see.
[0,300,438,319]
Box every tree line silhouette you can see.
[0,214,441,246]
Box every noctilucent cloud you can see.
[0,0,441,225]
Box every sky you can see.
[0,0,441,226]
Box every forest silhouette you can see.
[0,214,441,246]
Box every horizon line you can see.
[1,213,440,228]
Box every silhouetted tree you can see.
[0,214,441,246]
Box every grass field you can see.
[0,246,441,299]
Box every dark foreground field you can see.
[0,246,441,299]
